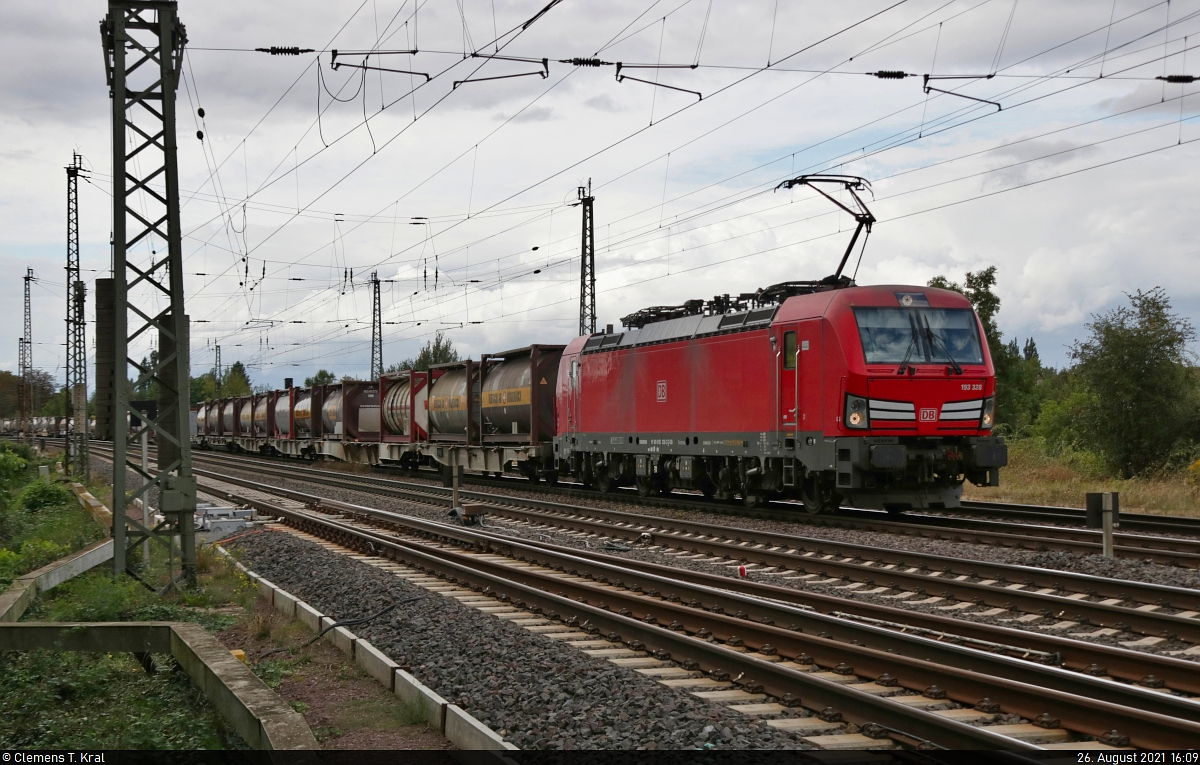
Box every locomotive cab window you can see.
[783,331,797,370]
[854,307,984,366]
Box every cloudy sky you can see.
[2,0,1198,392]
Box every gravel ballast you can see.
[228,529,806,750]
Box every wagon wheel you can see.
[636,477,654,497]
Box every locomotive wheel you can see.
[741,492,764,508]
[801,476,828,515]
[636,477,653,497]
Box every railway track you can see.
[957,499,1200,536]
[201,444,1200,566]
[93,440,1200,563]
[91,445,1200,649]
[174,452,1200,635]
[89,447,1200,748]
[187,466,1199,750]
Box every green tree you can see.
[223,361,252,397]
[386,332,460,373]
[928,267,1047,431]
[189,372,220,405]
[131,351,159,400]
[1068,287,1198,477]
[304,369,338,387]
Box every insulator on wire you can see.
[1157,74,1197,83]
[564,57,607,67]
[196,130,204,141]
[872,70,909,79]
[256,47,313,56]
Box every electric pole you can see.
[578,180,596,337]
[101,0,196,584]
[17,338,26,441]
[23,268,34,444]
[66,154,89,480]
[213,344,221,396]
[370,270,382,379]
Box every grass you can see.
[0,451,107,589]
[336,696,430,729]
[5,516,260,750]
[24,542,256,630]
[0,649,241,749]
[962,437,1200,516]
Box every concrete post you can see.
[142,428,150,563]
[158,313,194,585]
[94,278,115,442]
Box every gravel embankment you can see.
[228,530,805,750]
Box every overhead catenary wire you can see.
[180,0,1200,371]
[188,1,917,346]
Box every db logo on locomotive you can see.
[656,381,667,402]
[920,408,938,422]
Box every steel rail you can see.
[281,488,1200,721]
[199,470,1200,749]
[178,456,1200,619]
[183,449,1200,566]
[90,446,1200,692]
[959,500,1200,535]
[98,442,1200,558]
[482,533,1200,696]
[96,445,1200,625]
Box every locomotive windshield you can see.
[853,307,984,366]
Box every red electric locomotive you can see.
[553,281,1007,512]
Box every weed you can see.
[0,650,241,749]
[290,701,310,714]
[337,696,430,730]
[311,726,343,742]
[18,479,74,511]
[250,612,273,639]
[253,659,292,689]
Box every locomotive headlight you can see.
[845,394,870,429]
[980,397,995,429]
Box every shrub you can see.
[0,441,34,461]
[0,451,26,484]
[18,480,73,512]
[0,540,70,587]
[1188,459,1200,488]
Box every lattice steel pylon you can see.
[65,154,89,481]
[213,344,221,396]
[578,180,596,337]
[22,268,34,444]
[17,338,27,441]
[370,271,383,379]
[101,0,196,584]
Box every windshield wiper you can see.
[923,314,963,375]
[896,313,921,375]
